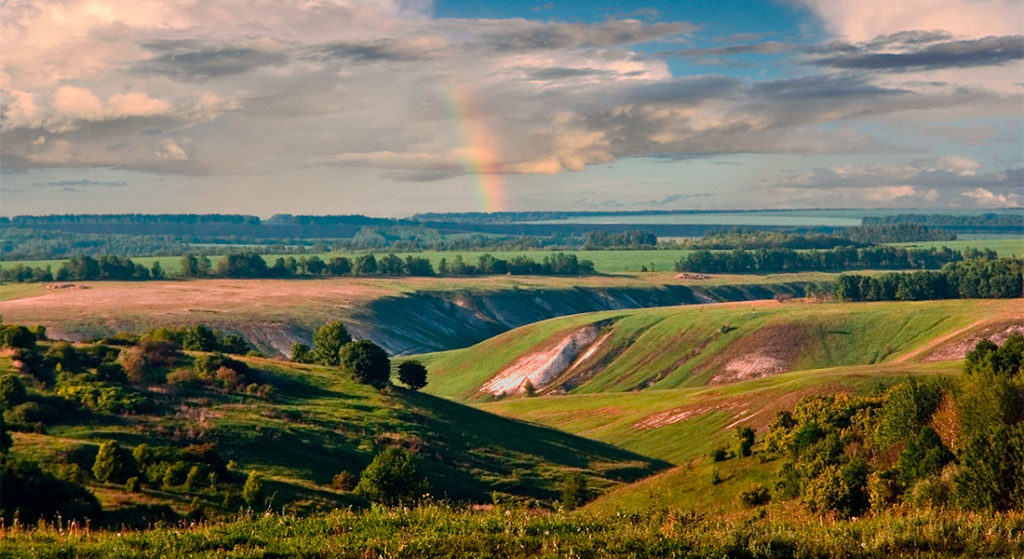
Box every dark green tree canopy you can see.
[313,321,352,366]
[339,340,390,389]
[397,361,428,390]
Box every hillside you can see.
[0,274,812,355]
[416,299,1023,401]
[0,347,667,519]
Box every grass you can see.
[1,505,1020,558]
[415,298,1021,401]
[890,237,1024,257]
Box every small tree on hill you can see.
[355,447,428,506]
[92,440,137,484]
[397,361,428,390]
[313,321,352,366]
[736,425,755,457]
[242,470,265,509]
[339,340,390,389]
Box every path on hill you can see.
[889,319,987,364]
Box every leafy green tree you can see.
[736,425,755,457]
[242,470,265,509]
[896,426,953,486]
[291,343,313,364]
[313,321,352,366]
[185,465,203,492]
[355,448,428,506]
[397,361,428,390]
[339,340,390,389]
[92,440,138,484]
[150,261,165,280]
[181,255,200,277]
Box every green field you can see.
[891,237,1024,257]
[525,212,862,227]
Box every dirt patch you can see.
[707,323,807,385]
[923,320,1024,362]
[479,325,603,396]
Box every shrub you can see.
[356,448,428,506]
[739,484,771,507]
[1,459,100,522]
[710,447,728,462]
[560,471,589,510]
[736,426,755,457]
[710,470,722,485]
[397,361,428,390]
[291,343,313,364]
[243,471,266,509]
[332,471,358,491]
[126,476,141,493]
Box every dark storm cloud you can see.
[134,47,288,80]
[661,41,787,58]
[525,67,615,80]
[752,74,907,100]
[622,75,741,104]
[472,20,695,52]
[811,35,1023,71]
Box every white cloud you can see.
[798,0,1023,42]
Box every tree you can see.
[242,470,265,509]
[291,343,313,364]
[150,261,165,280]
[560,471,589,510]
[182,325,218,352]
[92,440,137,484]
[736,425,755,457]
[397,361,428,390]
[181,254,200,278]
[0,375,27,407]
[355,448,428,505]
[312,321,352,366]
[339,340,390,389]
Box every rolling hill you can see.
[415,298,1023,401]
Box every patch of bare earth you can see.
[923,320,1024,362]
[707,323,807,385]
[478,325,603,396]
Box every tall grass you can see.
[1,505,1021,558]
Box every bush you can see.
[0,374,28,406]
[736,426,755,457]
[1,459,100,522]
[739,484,772,507]
[355,448,428,506]
[126,476,141,493]
[560,471,589,510]
[710,447,728,462]
[243,470,266,509]
[332,471,358,491]
[397,361,428,390]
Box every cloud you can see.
[134,46,289,80]
[31,178,127,187]
[470,19,696,52]
[661,41,788,58]
[797,0,1023,42]
[810,35,1023,71]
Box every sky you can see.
[1,0,1022,217]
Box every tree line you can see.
[675,245,978,274]
[834,258,1023,301]
[0,250,597,283]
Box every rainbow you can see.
[446,82,505,213]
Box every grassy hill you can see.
[415,298,1022,401]
[1,349,667,518]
